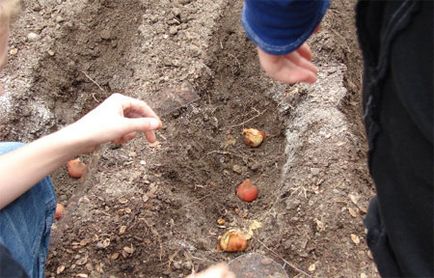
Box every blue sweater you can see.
[242,0,330,55]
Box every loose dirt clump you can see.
[0,0,379,277]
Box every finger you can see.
[144,130,157,143]
[285,51,318,74]
[273,62,317,84]
[297,43,313,61]
[121,95,161,122]
[123,132,137,142]
[112,132,136,144]
[125,117,161,133]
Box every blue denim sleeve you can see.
[242,0,330,55]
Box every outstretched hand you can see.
[67,93,162,153]
[257,43,318,84]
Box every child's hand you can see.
[66,93,162,153]
[187,263,235,278]
[257,43,318,84]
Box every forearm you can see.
[0,125,87,209]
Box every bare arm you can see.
[0,93,161,209]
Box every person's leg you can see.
[357,0,433,276]
[0,142,56,278]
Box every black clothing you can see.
[357,0,433,276]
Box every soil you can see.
[0,0,379,277]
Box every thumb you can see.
[125,117,161,133]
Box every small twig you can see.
[167,249,181,270]
[143,218,164,262]
[223,108,268,129]
[254,237,312,277]
[80,70,106,93]
[227,53,241,69]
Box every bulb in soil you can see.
[67,158,87,178]
[242,128,266,148]
[236,179,258,202]
[219,230,248,252]
[55,203,64,221]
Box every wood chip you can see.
[80,239,90,246]
[111,253,120,260]
[123,245,134,254]
[96,263,104,273]
[76,274,88,278]
[56,265,66,274]
[308,263,316,272]
[118,198,128,204]
[119,225,127,235]
[348,207,358,218]
[349,194,360,205]
[351,234,360,245]
[9,48,18,55]
[217,218,225,225]
[314,219,325,232]
[360,273,368,278]
[76,255,88,266]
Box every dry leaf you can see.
[9,48,18,55]
[308,263,316,272]
[149,141,161,148]
[56,265,66,274]
[123,245,135,254]
[314,219,325,232]
[360,273,368,278]
[80,239,90,246]
[348,207,358,218]
[349,194,360,205]
[76,274,88,278]
[98,238,110,249]
[111,253,120,260]
[96,263,104,273]
[76,255,88,266]
[119,225,127,235]
[217,218,225,225]
[224,135,237,148]
[359,206,368,214]
[351,234,360,245]
[246,220,263,239]
[118,198,128,204]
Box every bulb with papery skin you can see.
[55,203,64,221]
[242,128,266,148]
[219,230,248,252]
[236,179,259,202]
[67,158,87,178]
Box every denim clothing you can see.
[242,0,329,55]
[0,142,56,278]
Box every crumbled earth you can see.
[0,0,379,277]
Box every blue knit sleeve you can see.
[242,0,330,55]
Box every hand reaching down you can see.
[257,43,318,84]
[67,93,162,153]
